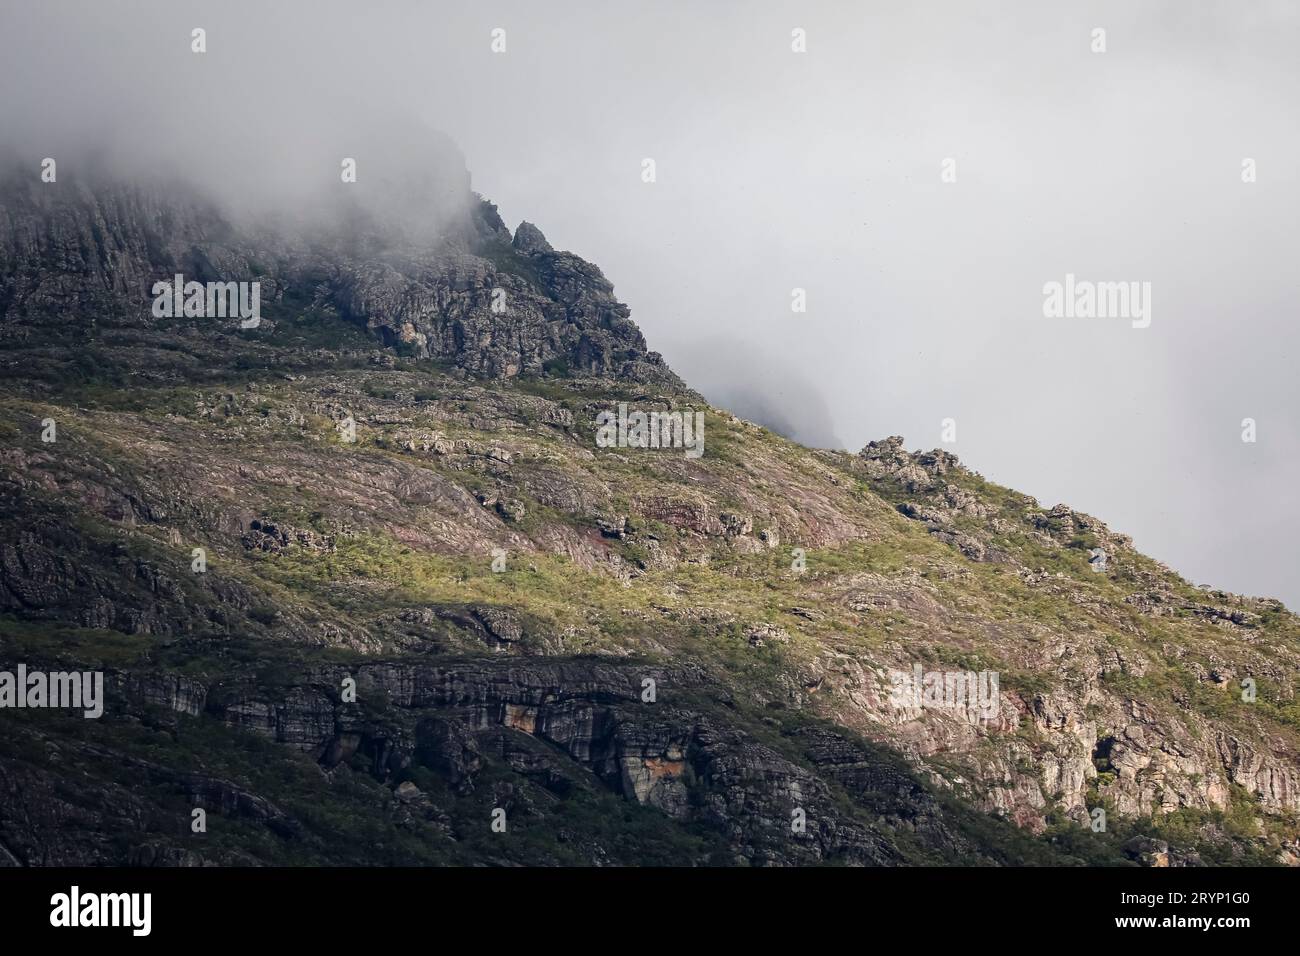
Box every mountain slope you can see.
[1,160,1297,867]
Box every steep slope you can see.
[1,161,1297,867]
[0,164,676,384]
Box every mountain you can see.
[1,149,1297,867]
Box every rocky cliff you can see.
[1,158,1297,866]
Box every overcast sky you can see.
[2,1,1297,606]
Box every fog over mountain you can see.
[2,0,1297,605]
[8,0,1300,886]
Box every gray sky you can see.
[2,1,1297,605]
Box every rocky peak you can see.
[861,435,907,461]
[512,221,554,255]
[859,437,960,477]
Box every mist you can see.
[2,0,1297,605]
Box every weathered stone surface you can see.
[2,161,1298,868]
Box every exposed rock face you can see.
[0,165,678,385]
[328,204,666,380]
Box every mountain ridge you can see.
[1,162,1298,866]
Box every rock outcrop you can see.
[0,163,678,385]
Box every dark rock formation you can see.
[1,153,1297,869]
[0,164,679,385]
